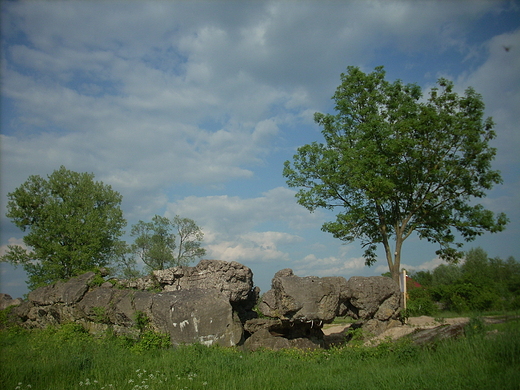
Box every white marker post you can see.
[399,269,407,312]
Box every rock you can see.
[243,328,291,351]
[344,276,401,320]
[258,269,347,323]
[408,323,466,345]
[244,317,324,341]
[62,272,97,304]
[361,318,402,337]
[77,286,116,322]
[244,318,285,335]
[242,326,323,351]
[0,293,23,310]
[153,260,254,303]
[5,262,407,350]
[243,316,324,351]
[151,289,243,347]
[66,283,246,346]
[28,272,95,305]
[119,275,158,291]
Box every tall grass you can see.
[1,319,519,390]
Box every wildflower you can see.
[128,379,134,383]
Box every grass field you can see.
[1,317,519,390]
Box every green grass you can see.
[1,318,520,390]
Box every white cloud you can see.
[165,187,325,236]
[293,243,366,277]
[293,253,367,277]
[206,231,303,264]
[163,188,318,268]
[455,29,520,168]
[0,237,27,257]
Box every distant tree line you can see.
[405,247,520,315]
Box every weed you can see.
[130,330,171,354]
[88,274,106,288]
[0,306,16,328]
[133,311,150,332]
[91,306,109,324]
[464,316,486,338]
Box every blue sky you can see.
[1,1,519,298]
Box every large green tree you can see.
[283,66,508,283]
[2,166,126,289]
[130,215,206,272]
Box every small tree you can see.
[283,66,508,283]
[130,215,205,272]
[1,166,126,289]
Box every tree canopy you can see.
[130,215,206,272]
[283,66,508,282]
[1,166,126,289]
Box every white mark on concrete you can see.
[179,320,189,330]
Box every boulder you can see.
[28,272,95,305]
[153,260,254,303]
[408,323,466,345]
[258,269,347,323]
[151,289,243,347]
[77,287,116,323]
[243,327,322,351]
[344,276,401,321]
[0,293,23,310]
[243,328,291,351]
[119,259,258,324]
[6,260,256,347]
[244,317,324,341]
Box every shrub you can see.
[130,330,171,353]
[464,316,486,338]
[406,288,438,316]
[91,306,109,323]
[134,310,150,332]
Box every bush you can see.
[130,330,171,353]
[134,310,150,332]
[406,288,438,316]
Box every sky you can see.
[1,0,519,299]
